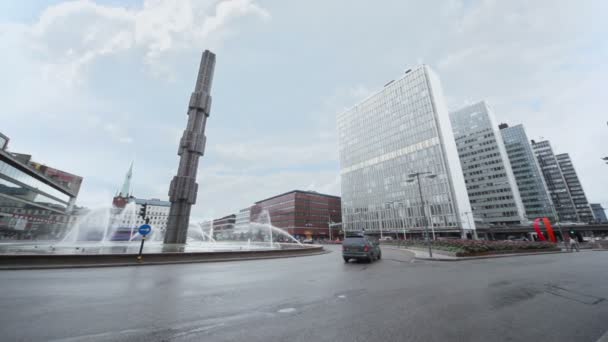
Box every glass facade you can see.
[555,153,594,222]
[590,203,607,223]
[235,207,251,230]
[0,150,77,239]
[450,102,526,225]
[337,65,474,233]
[531,140,579,222]
[500,124,555,221]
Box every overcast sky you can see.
[1,0,606,221]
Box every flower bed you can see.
[401,239,557,257]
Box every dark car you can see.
[342,234,381,263]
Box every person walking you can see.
[569,235,580,252]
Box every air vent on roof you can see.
[384,80,395,87]
[405,69,412,74]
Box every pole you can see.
[379,210,384,239]
[137,218,149,262]
[416,173,432,258]
[550,205,565,250]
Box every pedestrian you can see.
[569,236,579,252]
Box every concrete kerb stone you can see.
[384,246,566,262]
[0,246,327,271]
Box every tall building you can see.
[251,190,341,240]
[499,123,555,221]
[590,203,607,223]
[450,102,526,225]
[531,140,578,222]
[337,66,474,234]
[0,132,81,239]
[556,153,594,222]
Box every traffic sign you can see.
[138,224,152,236]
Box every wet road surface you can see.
[0,246,607,341]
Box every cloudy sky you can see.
[1,0,606,221]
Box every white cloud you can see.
[20,0,270,84]
[2,0,607,220]
[0,0,270,213]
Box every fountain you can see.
[0,206,302,256]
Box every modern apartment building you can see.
[337,65,474,235]
[531,140,579,222]
[450,102,526,225]
[556,153,594,222]
[499,123,555,221]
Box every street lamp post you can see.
[376,206,385,239]
[407,172,437,258]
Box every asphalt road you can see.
[0,246,607,342]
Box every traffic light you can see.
[138,203,148,220]
[569,229,576,237]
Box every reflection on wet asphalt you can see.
[0,246,607,342]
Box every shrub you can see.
[401,239,556,256]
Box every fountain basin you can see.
[0,243,324,270]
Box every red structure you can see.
[251,190,341,240]
[533,217,557,242]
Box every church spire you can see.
[119,161,133,197]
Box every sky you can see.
[1,0,607,221]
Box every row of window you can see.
[0,160,71,204]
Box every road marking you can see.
[172,323,226,338]
[338,295,346,299]
[596,329,608,342]
[278,307,296,313]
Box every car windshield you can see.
[1,2,606,342]
[344,237,367,245]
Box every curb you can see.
[384,246,566,262]
[0,250,329,271]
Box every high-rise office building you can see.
[531,140,578,222]
[499,123,555,221]
[590,203,607,223]
[555,153,594,222]
[450,102,526,225]
[337,65,474,235]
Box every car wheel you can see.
[343,257,350,263]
